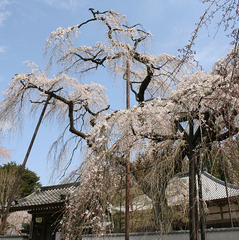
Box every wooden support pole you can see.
[125,59,130,240]
[0,96,51,234]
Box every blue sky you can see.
[0,0,232,185]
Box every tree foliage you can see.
[0,161,41,199]
[0,162,40,234]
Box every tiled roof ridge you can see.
[15,182,78,203]
[38,182,78,191]
[175,171,239,190]
[202,171,239,190]
[10,182,80,210]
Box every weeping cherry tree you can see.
[0,4,239,239]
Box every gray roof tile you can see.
[167,171,239,206]
[12,183,77,209]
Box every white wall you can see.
[83,228,239,240]
[0,237,28,240]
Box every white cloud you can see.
[43,0,87,11]
[195,41,231,71]
[0,0,11,26]
[0,46,6,53]
[0,0,9,8]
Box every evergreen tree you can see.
[0,161,41,199]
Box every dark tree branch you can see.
[68,100,88,139]
[136,66,153,102]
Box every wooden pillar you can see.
[42,215,46,240]
[29,214,35,240]
[188,118,199,240]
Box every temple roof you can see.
[201,171,239,201]
[167,171,239,206]
[10,182,77,212]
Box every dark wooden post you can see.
[125,59,130,240]
[29,215,35,240]
[188,118,199,240]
